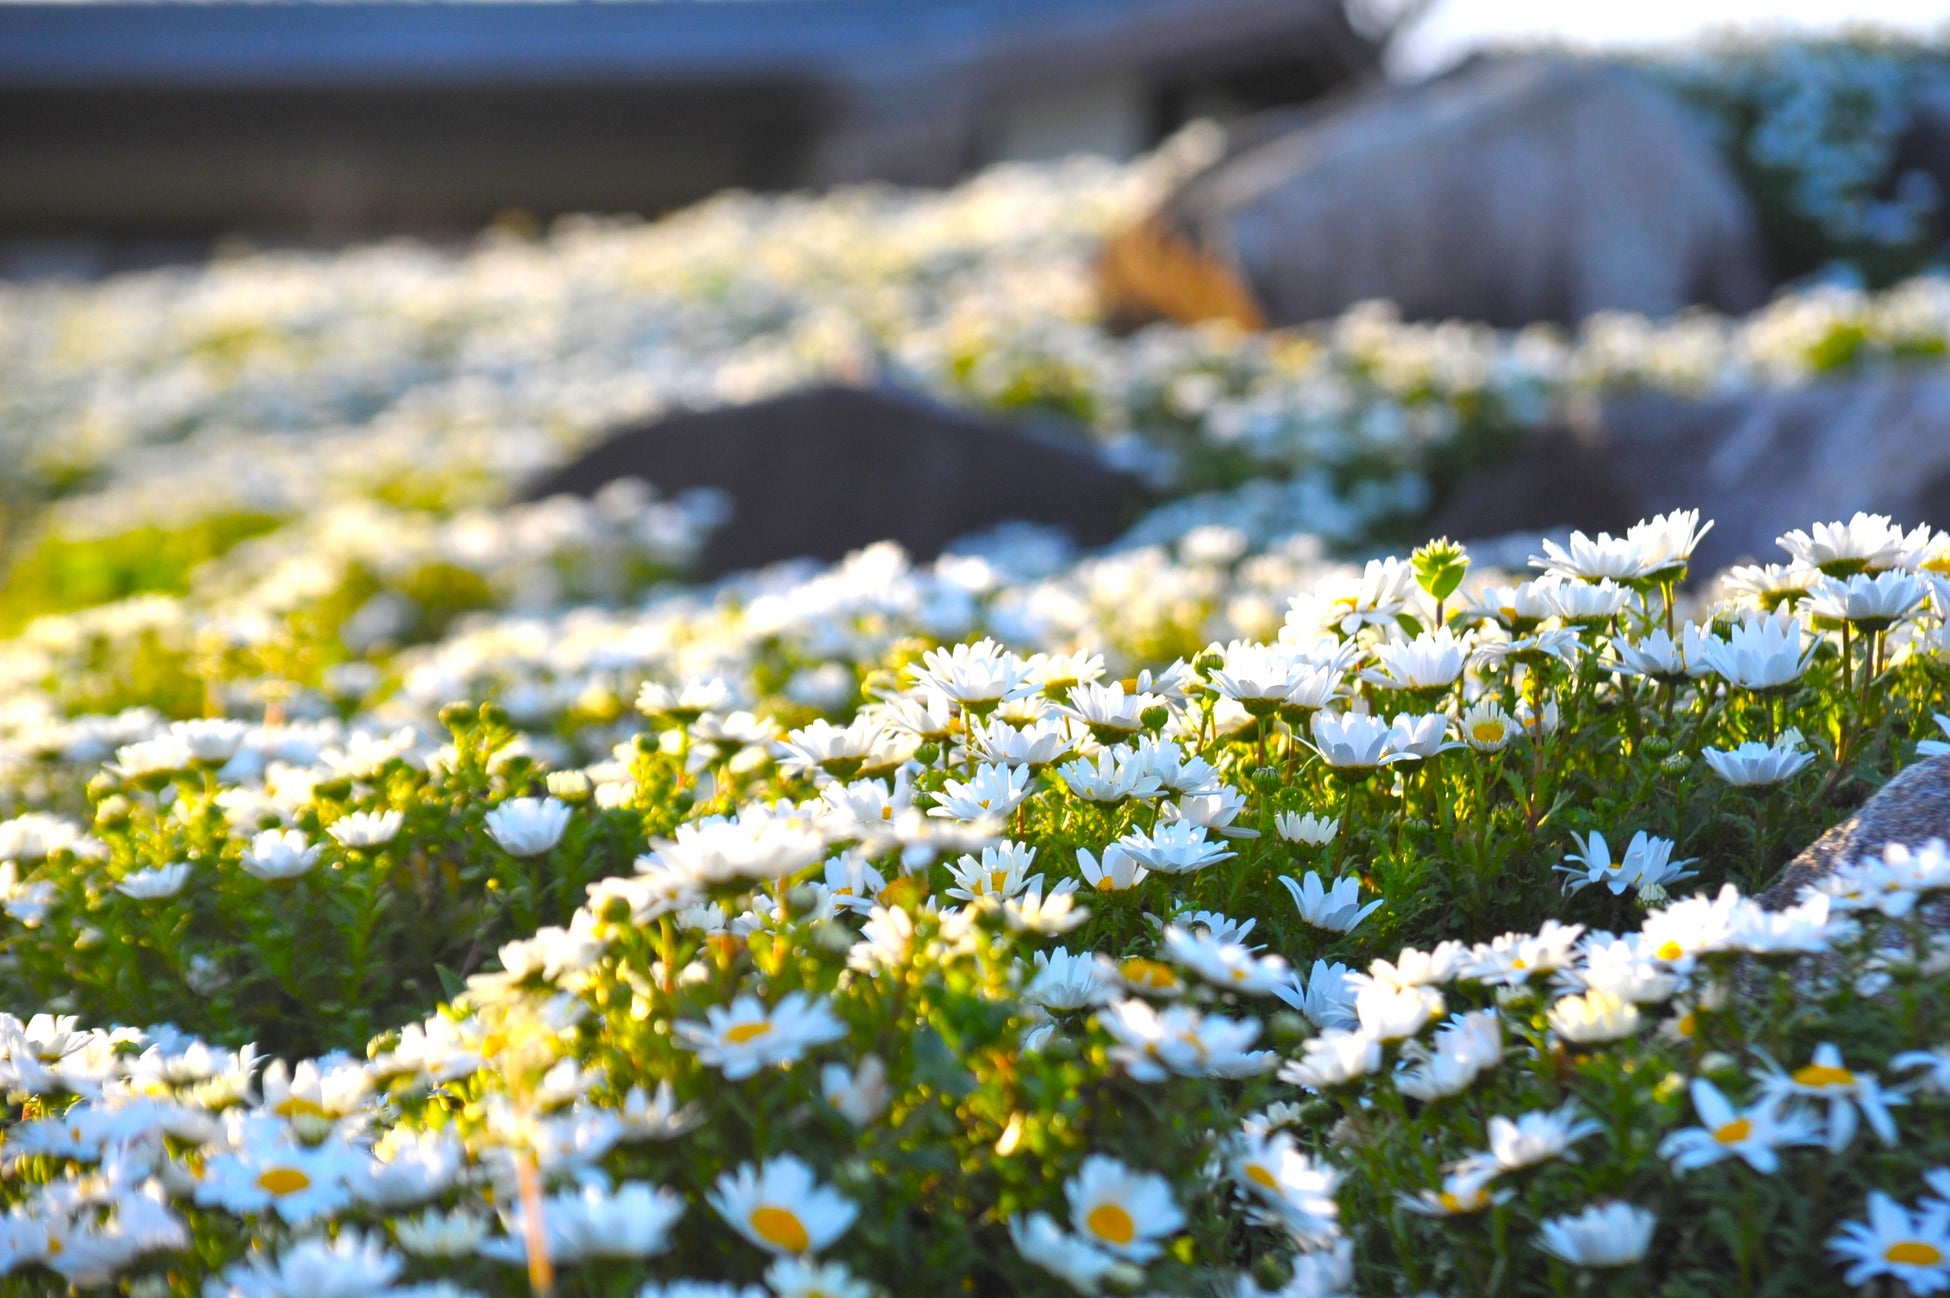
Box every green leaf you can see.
[435,963,467,1001]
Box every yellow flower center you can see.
[1887,1241,1945,1266]
[1120,958,1177,989]
[275,1097,328,1120]
[1096,876,1117,893]
[1086,1203,1136,1246]
[1712,1118,1752,1145]
[1676,1012,1698,1039]
[256,1166,312,1195]
[1471,722,1504,743]
[725,1022,773,1045]
[749,1205,809,1253]
[1656,941,1683,962]
[1791,1063,1855,1090]
[1246,1164,1278,1191]
[1437,1191,1479,1213]
[990,871,1009,893]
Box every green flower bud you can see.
[1411,537,1470,603]
[1268,1011,1310,1048]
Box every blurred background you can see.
[2,0,1941,274]
[4,0,1950,637]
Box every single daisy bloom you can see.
[1057,750,1162,803]
[1075,844,1149,892]
[637,676,736,724]
[1544,578,1633,627]
[1458,699,1518,752]
[1228,1129,1339,1246]
[1830,1192,1950,1294]
[1352,982,1444,1043]
[908,638,1039,712]
[1464,920,1585,986]
[193,1134,363,1224]
[708,1156,858,1256]
[1537,1202,1657,1269]
[1278,1028,1381,1091]
[971,717,1077,771]
[1719,562,1818,613]
[765,1257,874,1298]
[1808,569,1930,632]
[929,763,1032,822]
[1754,1043,1903,1152]
[1097,998,1269,1081]
[1063,681,1159,743]
[1395,1021,1497,1103]
[778,717,888,780]
[1400,1165,1509,1217]
[483,797,572,857]
[1008,1211,1118,1295]
[1161,926,1292,996]
[672,992,845,1080]
[945,842,1042,903]
[1778,513,1907,577]
[1359,628,1468,693]
[1629,509,1713,583]
[1606,627,1694,683]
[1478,1103,1603,1172]
[1064,1155,1185,1262]
[115,862,192,900]
[1273,810,1340,846]
[1307,711,1405,774]
[1025,949,1114,1012]
[1893,1047,1950,1094]
[1658,1078,1817,1173]
[1698,613,1815,692]
[1002,882,1090,936]
[1280,870,1382,935]
[210,1230,402,1298]
[327,808,406,849]
[1703,737,1814,787]
[1115,821,1235,875]
[1547,989,1642,1044]
[239,828,321,882]
[1382,712,1464,763]
[1532,529,1648,584]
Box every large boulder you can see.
[1760,757,1950,909]
[1427,370,1950,571]
[523,384,1149,579]
[1099,56,1770,330]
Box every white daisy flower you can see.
[1064,1155,1185,1263]
[708,1156,858,1256]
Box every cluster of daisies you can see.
[0,506,1945,1296]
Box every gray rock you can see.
[1760,756,1950,909]
[522,384,1149,579]
[1100,56,1769,330]
[1426,369,1950,573]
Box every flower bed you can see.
[1,507,1948,1294]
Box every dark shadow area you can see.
[524,384,1152,578]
